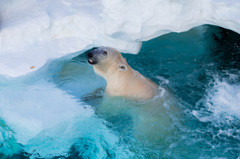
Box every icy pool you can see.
[0,25,240,158]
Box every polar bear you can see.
[87,46,158,100]
[86,47,180,150]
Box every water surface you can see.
[0,25,240,158]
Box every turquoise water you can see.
[0,25,239,158]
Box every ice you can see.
[1,0,240,77]
[0,82,88,144]
[102,0,240,41]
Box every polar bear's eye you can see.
[118,64,127,71]
[103,51,108,55]
[120,66,125,69]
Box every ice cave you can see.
[0,0,240,158]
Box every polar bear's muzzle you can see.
[87,47,108,65]
[87,52,98,65]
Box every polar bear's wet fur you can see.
[87,46,158,100]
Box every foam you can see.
[0,0,240,76]
[206,80,240,118]
[192,74,240,123]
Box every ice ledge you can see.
[0,0,240,77]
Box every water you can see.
[0,25,240,158]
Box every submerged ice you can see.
[1,0,240,76]
[0,69,131,158]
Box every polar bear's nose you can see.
[87,48,99,65]
[87,52,93,58]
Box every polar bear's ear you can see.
[118,64,128,71]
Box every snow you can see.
[0,0,240,77]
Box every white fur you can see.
[91,47,158,100]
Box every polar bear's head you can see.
[87,47,129,79]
